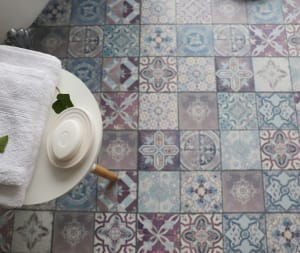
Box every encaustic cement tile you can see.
[106,0,140,24]
[0,209,14,253]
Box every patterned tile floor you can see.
[1,0,300,252]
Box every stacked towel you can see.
[0,45,61,207]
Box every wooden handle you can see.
[92,164,118,182]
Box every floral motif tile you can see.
[140,25,176,56]
[249,25,288,56]
[137,214,180,252]
[138,171,180,212]
[0,209,14,253]
[141,0,175,24]
[94,213,136,253]
[139,93,178,129]
[56,174,97,211]
[53,212,94,253]
[213,25,250,56]
[289,57,300,91]
[181,171,222,212]
[103,25,140,56]
[221,131,261,170]
[97,171,137,212]
[98,131,137,170]
[106,0,140,24]
[252,57,292,91]
[11,211,53,253]
[260,130,300,170]
[71,0,105,25]
[264,171,300,212]
[212,0,247,24]
[181,214,223,253]
[256,93,297,129]
[180,131,221,170]
[100,92,138,129]
[65,58,102,92]
[177,57,216,91]
[223,213,267,253]
[68,26,103,57]
[247,0,283,24]
[102,57,138,91]
[266,214,300,253]
[218,93,258,129]
[178,93,218,130]
[222,171,264,212]
[286,25,300,56]
[139,57,177,92]
[282,0,300,23]
[176,0,212,24]
[138,131,179,171]
[216,57,254,92]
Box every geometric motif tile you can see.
[141,0,175,24]
[177,25,214,56]
[138,171,180,212]
[100,92,138,129]
[11,211,53,253]
[94,213,136,253]
[177,57,216,91]
[266,214,300,253]
[214,25,250,56]
[71,0,105,25]
[138,130,179,171]
[286,25,300,56]
[256,93,297,129]
[98,130,137,170]
[221,130,261,170]
[106,0,140,24]
[102,57,138,91]
[218,93,258,129]
[263,171,300,212]
[139,57,177,92]
[260,130,300,170]
[52,212,94,253]
[140,25,176,56]
[222,171,264,212]
[181,171,222,212]
[249,25,288,56]
[178,93,218,130]
[68,26,103,57]
[216,57,254,92]
[103,25,140,56]
[139,93,178,129]
[0,209,14,253]
[180,131,221,170]
[294,93,300,126]
[181,214,223,253]
[137,214,180,252]
[223,213,267,253]
[176,0,212,24]
[253,57,292,92]
[289,57,300,91]
[282,0,300,23]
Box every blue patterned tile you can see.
[106,0,140,24]
[141,0,175,24]
[71,0,105,25]
[103,25,140,56]
[218,93,258,129]
[177,25,214,56]
[263,171,300,212]
[256,93,297,129]
[289,57,300,91]
[224,213,267,253]
[138,171,180,212]
[65,58,101,92]
[221,131,261,170]
[141,25,176,56]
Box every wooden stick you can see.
[91,164,118,182]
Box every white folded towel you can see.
[0,45,61,207]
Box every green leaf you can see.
[0,135,8,153]
[52,93,74,114]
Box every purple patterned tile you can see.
[53,212,94,253]
[106,0,140,24]
[0,209,14,253]
[282,0,300,23]
[178,93,218,130]
[222,171,264,212]
[100,92,138,129]
[286,25,300,56]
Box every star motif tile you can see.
[106,0,140,24]
[0,209,14,253]
[282,0,300,23]
[212,0,247,23]
[286,25,300,56]
[141,0,175,24]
